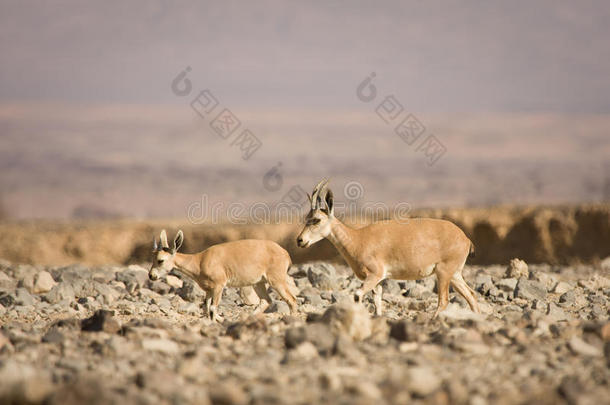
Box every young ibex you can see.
[149,230,297,322]
[296,179,480,317]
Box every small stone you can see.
[559,290,575,304]
[178,302,199,315]
[45,283,75,304]
[165,275,183,289]
[177,281,204,302]
[294,323,336,356]
[496,278,518,292]
[331,291,351,305]
[141,338,180,354]
[81,309,122,333]
[307,263,338,291]
[239,286,260,306]
[406,366,441,397]
[381,279,402,296]
[42,328,64,344]
[515,279,547,301]
[285,341,319,362]
[506,258,529,279]
[320,302,371,341]
[148,280,171,295]
[553,281,573,294]
[32,271,56,294]
[15,288,36,306]
[568,336,602,357]
[546,303,570,322]
[390,321,419,342]
[0,271,15,289]
[209,382,248,405]
[405,284,432,299]
[285,327,307,349]
[226,314,267,339]
[265,300,290,315]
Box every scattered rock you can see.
[568,336,602,357]
[81,309,122,333]
[559,290,575,304]
[42,328,64,344]
[45,283,75,304]
[514,279,547,301]
[380,279,402,296]
[209,382,248,405]
[239,286,260,306]
[547,303,570,322]
[141,338,180,354]
[177,281,205,302]
[553,281,573,294]
[496,278,518,292]
[32,271,57,294]
[226,314,267,339]
[14,288,36,306]
[405,366,441,397]
[284,341,319,362]
[320,302,371,341]
[265,300,290,315]
[307,263,338,291]
[506,258,529,279]
[286,323,336,356]
[389,320,419,342]
[165,275,183,289]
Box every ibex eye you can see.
[157,259,164,265]
[308,218,321,226]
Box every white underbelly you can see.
[383,263,436,280]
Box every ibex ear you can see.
[160,230,169,248]
[153,237,158,251]
[173,230,184,253]
[325,188,334,216]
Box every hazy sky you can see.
[1,0,610,112]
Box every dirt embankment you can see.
[0,204,608,266]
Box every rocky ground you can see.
[0,258,609,405]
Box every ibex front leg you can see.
[354,265,384,315]
[209,285,224,323]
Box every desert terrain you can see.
[1,3,610,403]
[0,254,609,404]
[0,203,609,404]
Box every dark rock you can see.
[390,321,419,342]
[285,327,307,349]
[559,290,575,304]
[226,314,267,339]
[0,291,15,307]
[81,310,122,333]
[42,328,64,344]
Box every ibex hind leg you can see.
[252,280,272,314]
[450,272,480,313]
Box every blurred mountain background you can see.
[1,1,609,219]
